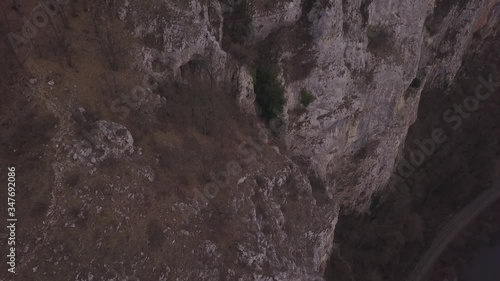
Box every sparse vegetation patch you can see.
[253,65,286,121]
[300,88,315,107]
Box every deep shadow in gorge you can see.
[459,239,500,281]
[325,25,500,281]
[430,203,500,281]
[459,230,500,281]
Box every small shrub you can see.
[302,0,317,14]
[250,68,257,84]
[410,78,422,88]
[227,43,249,60]
[299,88,315,107]
[147,220,164,248]
[224,0,252,44]
[366,25,392,58]
[65,173,81,187]
[369,193,382,213]
[253,65,286,121]
[221,1,252,62]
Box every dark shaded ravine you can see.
[325,17,500,281]
[406,186,500,281]
[426,201,500,281]
[460,232,500,281]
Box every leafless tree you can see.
[49,18,73,67]
[1,4,10,30]
[89,4,121,71]
[5,38,26,74]
[82,0,89,12]
[28,36,43,58]
[97,74,121,97]
[70,0,79,17]
[54,2,70,29]
[11,0,21,14]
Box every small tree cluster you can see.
[254,65,286,121]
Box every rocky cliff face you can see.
[126,0,499,208]
[1,0,498,280]
[123,0,497,276]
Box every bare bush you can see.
[49,18,73,67]
[88,2,122,71]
